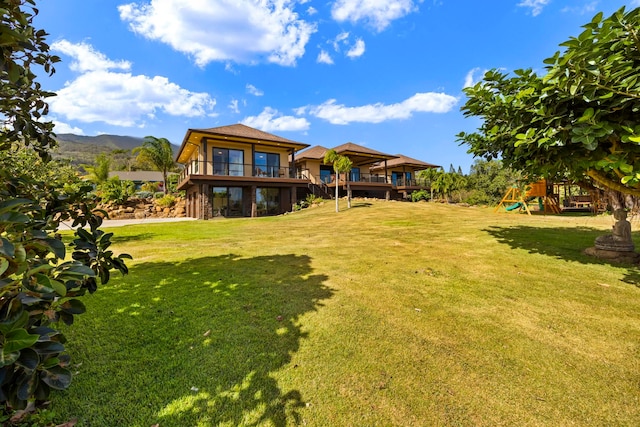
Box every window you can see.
[213,148,244,176]
[212,187,243,217]
[350,167,360,181]
[320,165,333,183]
[256,188,280,216]
[255,152,280,177]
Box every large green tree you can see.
[133,136,175,194]
[1,0,129,418]
[323,149,353,212]
[457,7,640,202]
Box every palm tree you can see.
[133,136,175,194]
[323,149,353,212]
[418,167,442,201]
[85,153,111,184]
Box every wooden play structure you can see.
[495,180,561,215]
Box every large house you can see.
[175,124,310,219]
[175,124,439,218]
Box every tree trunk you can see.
[335,174,339,212]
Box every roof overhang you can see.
[176,128,310,164]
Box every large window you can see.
[213,148,244,176]
[350,167,360,182]
[212,187,243,217]
[254,152,280,177]
[256,188,280,216]
[320,165,333,183]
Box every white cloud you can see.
[517,0,550,16]
[49,40,216,127]
[119,0,316,67]
[346,39,365,58]
[246,84,264,96]
[331,0,419,32]
[301,92,458,125]
[317,50,334,64]
[52,120,84,135]
[229,99,240,113]
[307,6,318,15]
[332,31,350,51]
[51,40,131,72]
[561,1,597,15]
[242,107,310,132]
[463,67,487,88]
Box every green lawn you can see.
[53,200,640,426]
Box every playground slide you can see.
[506,202,522,211]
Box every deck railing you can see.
[180,160,309,182]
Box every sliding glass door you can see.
[212,187,243,217]
[213,148,244,176]
[254,152,280,177]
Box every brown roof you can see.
[192,123,303,145]
[295,145,329,161]
[333,142,396,159]
[176,123,310,163]
[370,154,440,171]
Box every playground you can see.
[495,179,604,215]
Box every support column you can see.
[251,185,257,217]
[291,186,297,211]
[385,190,390,201]
[202,138,208,175]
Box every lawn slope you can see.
[54,201,640,426]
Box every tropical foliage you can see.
[457,7,640,200]
[0,0,130,420]
[323,149,353,211]
[133,136,176,194]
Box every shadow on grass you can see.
[109,232,157,244]
[67,254,331,426]
[350,202,373,208]
[485,225,640,285]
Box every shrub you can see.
[156,194,176,208]
[99,178,135,204]
[153,192,165,199]
[305,194,323,205]
[140,181,160,193]
[134,191,154,199]
[411,190,430,202]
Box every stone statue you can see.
[594,209,634,252]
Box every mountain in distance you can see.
[53,133,179,166]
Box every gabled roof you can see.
[370,154,440,172]
[331,142,398,166]
[295,145,329,161]
[176,123,310,163]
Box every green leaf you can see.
[16,348,39,370]
[620,163,633,174]
[0,238,15,258]
[34,341,64,355]
[628,135,640,143]
[0,350,20,367]
[4,329,40,353]
[0,258,8,276]
[49,279,67,297]
[577,108,594,123]
[60,299,86,315]
[40,366,72,390]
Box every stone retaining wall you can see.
[97,197,186,220]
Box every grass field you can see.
[52,200,640,426]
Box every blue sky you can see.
[34,0,639,172]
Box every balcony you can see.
[178,160,310,189]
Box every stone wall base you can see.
[584,247,640,263]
